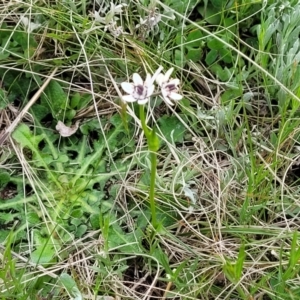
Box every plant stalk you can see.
[139,104,157,228]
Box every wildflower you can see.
[136,13,161,30]
[20,15,41,33]
[92,2,127,24]
[156,68,183,105]
[121,73,155,104]
[121,66,163,104]
[109,2,127,15]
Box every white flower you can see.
[110,2,127,14]
[136,13,161,29]
[120,66,163,104]
[121,73,155,104]
[91,10,105,23]
[156,68,183,105]
[92,2,127,24]
[20,15,41,33]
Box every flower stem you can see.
[139,105,158,228]
[139,104,149,137]
[149,150,157,228]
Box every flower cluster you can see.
[121,67,183,106]
[90,2,175,39]
[91,2,127,36]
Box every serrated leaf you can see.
[0,212,18,223]
[108,226,142,253]
[12,123,44,151]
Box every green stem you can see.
[149,150,157,228]
[139,104,157,228]
[139,104,150,137]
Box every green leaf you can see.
[158,115,186,144]
[219,48,234,64]
[186,47,202,62]
[211,0,230,9]
[152,247,171,273]
[30,245,55,264]
[0,70,37,102]
[26,212,40,224]
[12,123,44,150]
[186,30,203,48]
[59,273,82,300]
[197,5,222,25]
[207,39,224,50]
[75,224,87,237]
[0,230,10,243]
[0,212,18,223]
[221,88,243,104]
[175,49,186,67]
[70,92,81,109]
[30,103,50,121]
[71,208,83,218]
[12,31,37,51]
[205,49,218,65]
[0,171,10,187]
[210,64,231,81]
[0,51,10,60]
[107,225,142,253]
[235,243,245,279]
[41,80,68,118]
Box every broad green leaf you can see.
[210,64,231,81]
[186,30,203,48]
[41,80,68,117]
[186,47,202,62]
[219,48,234,64]
[30,245,55,264]
[75,224,87,237]
[107,225,142,253]
[158,115,186,144]
[205,49,218,65]
[12,31,37,51]
[210,0,228,10]
[197,5,221,25]
[207,39,224,50]
[70,92,81,108]
[30,103,50,121]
